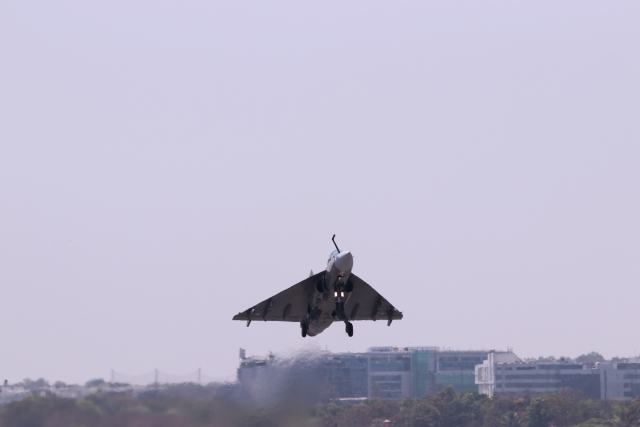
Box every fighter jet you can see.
[233,235,403,337]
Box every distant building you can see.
[236,350,272,386]
[475,357,640,399]
[238,347,515,400]
[0,384,30,404]
[324,347,421,399]
[599,363,640,399]
[434,349,514,394]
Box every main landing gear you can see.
[301,322,308,338]
[345,321,353,337]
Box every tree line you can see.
[1,385,640,427]
[317,387,640,427]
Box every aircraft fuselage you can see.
[305,250,354,336]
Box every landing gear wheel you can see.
[345,321,353,337]
[301,323,308,338]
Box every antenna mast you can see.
[332,234,340,253]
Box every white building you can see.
[474,351,518,397]
[476,360,640,399]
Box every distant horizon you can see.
[4,347,639,386]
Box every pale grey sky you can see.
[1,1,638,384]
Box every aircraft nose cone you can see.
[334,251,353,272]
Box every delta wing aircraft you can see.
[233,236,403,337]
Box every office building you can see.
[475,356,640,399]
[239,346,515,399]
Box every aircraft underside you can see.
[303,291,353,337]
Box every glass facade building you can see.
[238,347,513,400]
[325,347,514,398]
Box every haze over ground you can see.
[1,1,639,385]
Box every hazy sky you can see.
[1,1,639,384]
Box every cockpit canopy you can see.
[327,250,339,264]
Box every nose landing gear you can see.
[301,322,308,338]
[345,321,353,337]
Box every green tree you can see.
[575,352,606,364]
[84,378,106,388]
[617,397,640,427]
[361,399,400,421]
[527,397,551,427]
[543,388,595,427]
[21,378,49,390]
[0,395,75,427]
[330,404,376,427]
[485,396,529,427]
[399,401,443,427]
